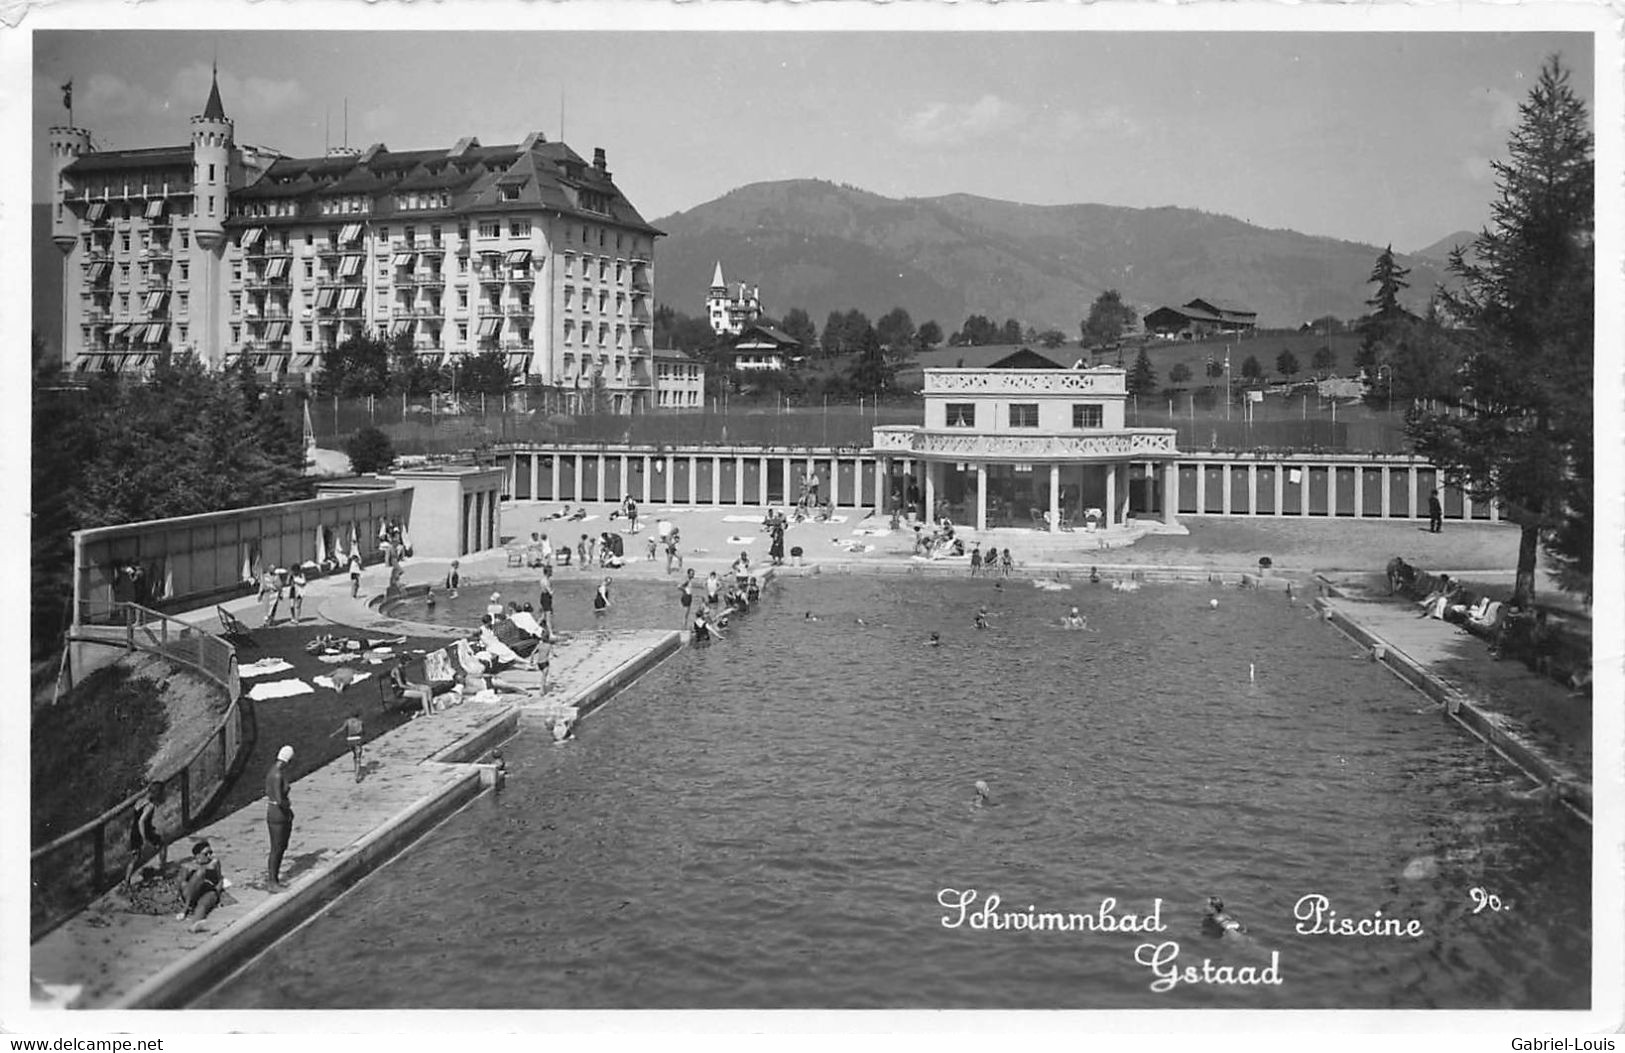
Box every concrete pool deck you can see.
[31,559,682,1009]
[32,502,1593,1008]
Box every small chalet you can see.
[728,324,801,372]
[1143,298,1258,339]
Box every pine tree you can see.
[1408,56,1593,603]
[1364,245,1412,318]
[1127,348,1157,396]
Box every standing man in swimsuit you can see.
[537,565,555,634]
[265,745,294,891]
[678,567,696,629]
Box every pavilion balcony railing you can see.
[870,426,1179,460]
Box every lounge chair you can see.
[217,606,256,648]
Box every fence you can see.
[314,395,1415,457]
[31,603,253,941]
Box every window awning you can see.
[145,200,166,220]
[504,353,532,374]
[391,319,414,336]
[504,249,532,266]
[338,287,363,310]
[89,262,112,282]
[339,223,363,244]
[265,256,290,279]
[293,353,318,371]
[106,322,131,338]
[315,288,337,309]
[240,227,264,248]
[477,317,503,338]
[264,321,289,342]
[86,202,107,223]
[143,291,168,313]
[143,323,169,344]
[391,252,415,268]
[338,254,363,278]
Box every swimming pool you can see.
[204,576,1590,1009]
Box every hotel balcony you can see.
[410,273,446,285]
[477,305,504,318]
[870,425,1178,461]
[476,270,505,285]
[142,245,173,261]
[144,277,172,292]
[84,308,113,324]
[315,243,344,257]
[244,276,291,291]
[508,304,535,319]
[414,307,445,319]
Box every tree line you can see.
[31,348,313,655]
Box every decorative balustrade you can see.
[870,426,1177,460]
[923,369,1128,396]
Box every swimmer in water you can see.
[425,591,437,609]
[1062,606,1087,629]
[551,717,574,744]
[974,606,990,630]
[928,632,941,647]
[1202,896,1246,938]
[804,612,819,621]
[972,780,991,807]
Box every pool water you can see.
[205,576,1590,1010]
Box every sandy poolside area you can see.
[501,499,1528,581]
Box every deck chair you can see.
[217,606,256,648]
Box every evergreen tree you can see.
[875,307,916,352]
[915,320,944,350]
[780,307,818,350]
[1275,349,1301,382]
[1126,348,1157,396]
[846,326,896,399]
[1239,355,1263,381]
[1169,361,1193,386]
[999,318,1024,344]
[1364,245,1413,318]
[1409,56,1594,603]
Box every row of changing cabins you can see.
[492,446,1501,523]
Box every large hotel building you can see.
[47,71,663,413]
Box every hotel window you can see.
[304,260,314,279]
[478,221,500,239]
[179,261,189,280]
[377,227,390,245]
[118,294,129,312]
[564,321,574,344]
[457,289,468,308]
[457,321,468,342]
[945,403,976,428]
[120,233,130,251]
[230,325,240,343]
[303,324,313,344]
[598,259,608,281]
[178,292,188,314]
[598,292,608,313]
[563,287,574,309]
[1072,404,1104,428]
[500,185,520,202]
[615,262,624,283]
[1009,403,1039,428]
[231,293,241,313]
[305,232,314,246]
[510,220,530,237]
[457,256,468,275]
[177,324,187,344]
[118,264,130,285]
[207,163,215,182]
[232,263,242,282]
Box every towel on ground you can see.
[852,527,892,537]
[722,515,762,523]
[726,536,756,545]
[247,678,314,701]
[238,657,295,678]
[314,671,373,692]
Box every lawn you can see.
[32,660,172,846]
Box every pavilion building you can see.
[871,362,1181,532]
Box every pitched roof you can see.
[911,344,1076,370]
[1183,297,1256,318]
[732,324,800,349]
[201,69,226,121]
[63,146,193,176]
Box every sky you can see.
[25,23,1600,254]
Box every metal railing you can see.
[31,603,253,941]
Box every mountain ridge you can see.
[651,179,1453,332]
